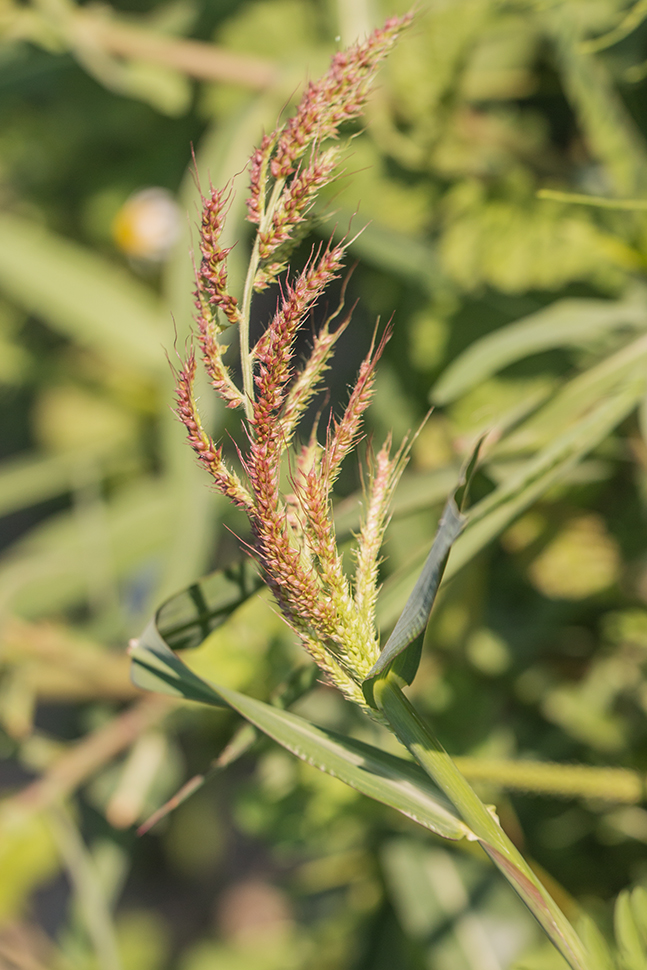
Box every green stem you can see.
[239,178,285,420]
[373,673,590,970]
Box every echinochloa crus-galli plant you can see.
[139,16,593,970]
[176,13,413,716]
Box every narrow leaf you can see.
[363,442,481,702]
[363,496,464,700]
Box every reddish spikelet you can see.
[252,243,347,438]
[323,326,391,486]
[258,148,340,260]
[271,15,411,180]
[196,186,241,327]
[175,354,252,509]
[246,133,276,225]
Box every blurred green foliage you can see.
[5,0,647,967]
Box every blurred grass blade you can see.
[382,840,527,970]
[538,189,647,210]
[378,383,642,630]
[494,332,647,458]
[0,480,179,618]
[129,628,473,842]
[614,889,647,970]
[546,7,647,196]
[0,212,167,373]
[48,808,123,970]
[454,383,644,573]
[333,466,460,539]
[139,665,319,834]
[0,449,140,519]
[320,212,443,294]
[433,289,647,405]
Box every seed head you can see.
[178,15,413,714]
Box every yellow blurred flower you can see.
[112,187,181,261]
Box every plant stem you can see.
[373,672,590,970]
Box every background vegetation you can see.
[4,0,647,967]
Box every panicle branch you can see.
[280,314,349,445]
[246,133,277,226]
[323,325,391,488]
[271,15,412,180]
[252,242,347,434]
[196,184,241,328]
[175,353,252,510]
[258,147,341,261]
[245,12,411,295]
[194,184,245,409]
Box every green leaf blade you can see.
[129,625,473,843]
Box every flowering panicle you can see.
[178,15,412,714]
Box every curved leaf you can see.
[363,442,481,704]
[362,495,464,704]
[156,558,264,651]
[129,625,473,843]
